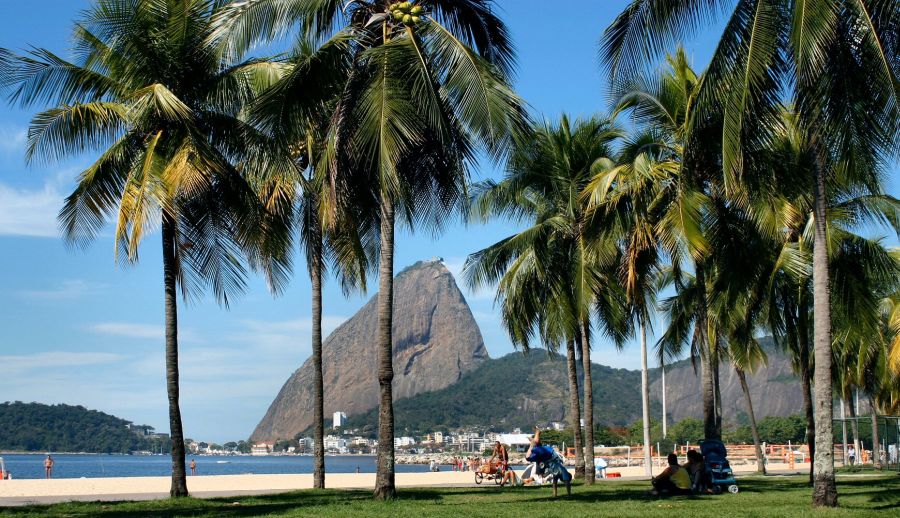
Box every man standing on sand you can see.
[44,455,54,479]
[489,441,508,474]
[190,458,197,475]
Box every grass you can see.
[1,475,897,517]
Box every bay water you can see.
[0,454,444,480]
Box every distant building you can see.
[433,432,444,444]
[498,434,532,453]
[458,436,487,453]
[550,422,566,431]
[251,442,273,456]
[333,411,347,428]
[393,436,416,448]
[324,435,348,453]
[127,424,156,437]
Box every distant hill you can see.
[342,350,656,435]
[648,337,806,425]
[342,339,808,436]
[0,402,164,453]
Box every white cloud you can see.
[0,180,63,237]
[89,321,204,343]
[18,279,104,300]
[231,316,347,352]
[0,125,27,154]
[0,351,124,374]
[90,322,163,340]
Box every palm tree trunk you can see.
[846,395,860,462]
[311,230,326,489]
[696,265,718,440]
[870,405,881,469]
[737,367,766,474]
[565,337,585,479]
[162,215,188,498]
[798,298,815,485]
[713,342,723,438]
[661,365,667,439]
[640,318,652,476]
[579,322,595,484]
[811,162,837,507]
[374,201,396,500]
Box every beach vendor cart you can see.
[474,459,504,485]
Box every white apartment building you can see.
[393,436,416,448]
[333,411,347,428]
[324,435,348,451]
[251,443,273,456]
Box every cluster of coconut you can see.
[389,2,425,25]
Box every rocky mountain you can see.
[251,259,489,441]
[253,257,809,441]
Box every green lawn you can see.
[2,475,897,518]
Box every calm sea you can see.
[0,454,443,480]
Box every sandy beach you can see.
[0,462,811,506]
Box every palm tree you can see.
[213,0,525,499]
[0,0,288,497]
[602,1,899,506]
[466,115,629,485]
[754,106,900,480]
[588,48,718,441]
[252,129,372,489]
[584,140,663,476]
[246,38,375,487]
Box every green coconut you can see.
[402,14,412,23]
[411,5,423,14]
[393,10,403,19]
[411,16,421,23]
[400,2,411,9]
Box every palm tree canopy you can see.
[465,115,629,351]
[601,0,900,193]
[0,0,293,304]
[211,0,527,235]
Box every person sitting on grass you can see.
[524,427,572,497]
[684,450,707,493]
[651,453,692,496]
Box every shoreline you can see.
[0,462,813,507]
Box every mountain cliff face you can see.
[649,340,805,424]
[251,260,489,441]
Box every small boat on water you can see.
[216,460,230,464]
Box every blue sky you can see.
[0,1,895,443]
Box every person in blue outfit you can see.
[525,427,572,497]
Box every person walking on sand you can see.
[190,458,197,475]
[44,455,54,479]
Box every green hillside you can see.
[0,401,165,453]
[343,350,656,435]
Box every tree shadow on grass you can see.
[1,488,448,518]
